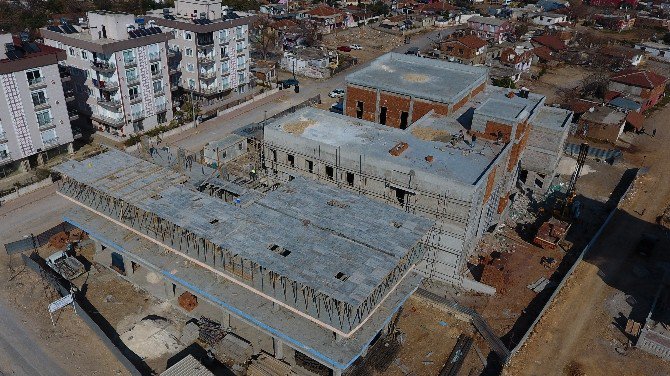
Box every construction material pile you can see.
[198,316,227,346]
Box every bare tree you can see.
[250,16,278,60]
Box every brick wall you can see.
[345,84,377,122]
[477,121,512,142]
[412,98,450,121]
[379,91,412,128]
[483,167,497,204]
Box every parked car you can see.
[330,101,343,114]
[329,89,345,98]
[279,78,299,89]
[337,45,352,52]
[350,44,363,50]
[405,47,420,56]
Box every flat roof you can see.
[54,150,432,309]
[530,106,572,131]
[266,107,505,186]
[345,53,488,104]
[65,206,422,370]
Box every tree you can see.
[250,17,278,60]
[492,77,516,89]
[514,24,529,39]
[368,1,390,17]
[580,73,610,99]
[222,0,261,12]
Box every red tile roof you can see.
[600,45,642,59]
[272,19,299,29]
[626,111,645,130]
[531,46,555,61]
[568,99,600,113]
[610,69,668,89]
[457,35,487,49]
[531,35,567,51]
[307,5,341,17]
[605,90,622,101]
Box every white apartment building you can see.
[41,11,174,138]
[0,33,74,173]
[145,0,256,105]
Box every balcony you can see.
[59,66,71,82]
[28,77,47,89]
[169,67,180,75]
[97,98,122,110]
[94,80,119,92]
[33,101,51,111]
[148,53,161,62]
[154,89,165,97]
[130,111,145,121]
[197,55,215,64]
[0,150,12,164]
[151,70,163,79]
[91,113,124,128]
[155,103,168,112]
[68,110,79,121]
[124,57,137,67]
[42,136,60,149]
[130,95,142,105]
[64,90,75,102]
[91,61,116,73]
[199,71,216,80]
[167,48,177,58]
[0,131,7,142]
[38,119,56,131]
[196,40,214,49]
[127,75,140,86]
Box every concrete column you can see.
[67,142,74,155]
[332,367,342,376]
[36,153,45,166]
[274,337,285,360]
[93,239,103,254]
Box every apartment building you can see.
[145,0,256,104]
[41,11,174,138]
[0,33,74,173]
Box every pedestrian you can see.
[653,128,657,137]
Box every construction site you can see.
[2,52,659,376]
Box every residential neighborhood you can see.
[0,0,670,375]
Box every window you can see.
[221,76,229,89]
[220,46,228,56]
[185,32,192,40]
[219,29,228,40]
[325,166,334,180]
[221,60,229,71]
[68,47,75,56]
[36,110,51,126]
[185,48,193,57]
[400,111,409,129]
[188,79,196,89]
[236,42,244,53]
[187,63,194,72]
[150,62,160,76]
[26,69,42,86]
[129,86,140,100]
[81,50,88,60]
[153,80,163,93]
[287,154,294,167]
[238,143,243,150]
[122,50,135,65]
[238,72,245,83]
[31,90,47,106]
[356,101,363,119]
[236,26,243,38]
[126,68,137,83]
[379,106,387,125]
[305,160,313,173]
[237,55,245,68]
[346,172,354,186]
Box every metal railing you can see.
[124,57,137,67]
[97,98,122,109]
[155,103,167,112]
[28,76,46,88]
[130,111,145,121]
[94,80,119,91]
[0,132,7,142]
[197,55,215,64]
[127,75,140,86]
[199,71,216,80]
[91,61,115,72]
[91,113,124,126]
[42,136,60,148]
[38,119,55,130]
[154,88,165,97]
[148,53,161,62]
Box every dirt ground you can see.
[521,65,595,104]
[321,26,404,65]
[505,101,670,375]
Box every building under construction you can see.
[53,149,434,376]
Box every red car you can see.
[337,45,351,52]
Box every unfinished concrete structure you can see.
[637,278,670,361]
[263,54,573,285]
[54,149,433,376]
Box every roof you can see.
[580,106,626,125]
[160,355,214,376]
[530,106,572,130]
[610,69,668,89]
[345,53,488,105]
[532,46,556,61]
[53,150,433,311]
[468,16,509,26]
[531,35,567,51]
[272,19,299,29]
[568,98,600,113]
[600,45,643,59]
[626,111,645,130]
[307,5,341,17]
[456,35,488,49]
[609,96,642,111]
[0,35,65,68]
[265,107,506,186]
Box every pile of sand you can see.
[403,73,429,83]
[411,127,451,143]
[120,317,182,359]
[284,119,316,135]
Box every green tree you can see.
[492,77,516,89]
[368,1,390,16]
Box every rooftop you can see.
[345,53,488,104]
[468,16,509,26]
[265,107,505,186]
[0,34,66,72]
[611,69,668,89]
[54,150,432,310]
[580,106,626,124]
[529,106,572,131]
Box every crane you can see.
[554,142,589,220]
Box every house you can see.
[608,69,668,111]
[600,45,645,66]
[251,60,277,87]
[280,47,330,79]
[531,34,567,51]
[593,14,636,31]
[576,106,627,142]
[635,41,670,62]
[260,4,287,16]
[500,47,533,72]
[530,12,569,26]
[417,1,457,15]
[306,5,344,34]
[635,15,670,30]
[440,35,488,64]
[467,16,513,44]
[589,0,638,7]
[532,46,559,64]
[537,0,571,11]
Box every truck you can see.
[46,243,85,280]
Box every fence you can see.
[20,253,141,375]
[0,177,54,204]
[564,142,623,162]
[507,169,640,362]
[238,94,322,138]
[4,221,76,255]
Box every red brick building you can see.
[440,35,488,64]
[608,69,668,111]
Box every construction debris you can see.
[527,277,555,293]
[198,316,227,346]
[178,291,198,312]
